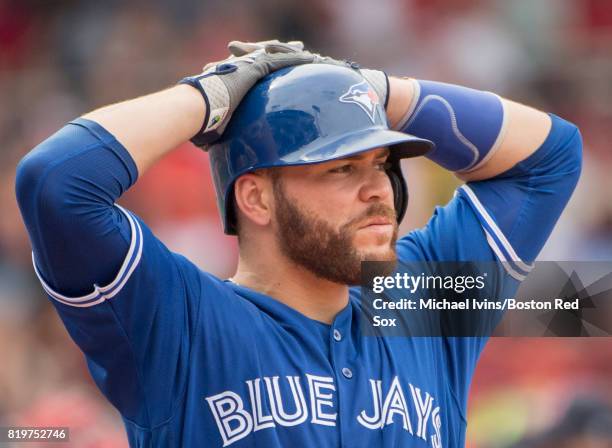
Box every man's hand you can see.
[226,40,305,58]
[233,40,389,107]
[223,40,390,114]
[180,40,339,148]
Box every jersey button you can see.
[333,329,342,342]
[341,367,353,379]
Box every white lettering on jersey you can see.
[246,378,275,431]
[306,374,337,426]
[380,376,413,434]
[205,391,253,447]
[357,379,383,429]
[205,374,443,447]
[264,375,308,426]
[431,406,443,448]
[409,384,434,440]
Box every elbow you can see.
[16,123,88,212]
[15,147,50,214]
[15,137,75,221]
[545,116,583,193]
[564,122,583,191]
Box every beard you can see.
[273,179,399,286]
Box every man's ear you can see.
[233,173,274,230]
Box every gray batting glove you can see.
[227,39,305,57]
[180,40,339,147]
[226,40,390,110]
[359,68,389,109]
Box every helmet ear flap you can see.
[386,159,409,223]
[226,187,239,235]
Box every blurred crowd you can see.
[1,0,611,446]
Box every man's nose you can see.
[359,169,394,204]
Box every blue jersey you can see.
[15,116,581,447]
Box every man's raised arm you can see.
[386,76,553,181]
[386,75,582,273]
[15,43,318,294]
[383,76,582,418]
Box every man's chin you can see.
[356,248,398,285]
[357,246,397,263]
[353,233,397,262]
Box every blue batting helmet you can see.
[207,63,434,235]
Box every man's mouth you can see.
[358,216,394,230]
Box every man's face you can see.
[271,147,398,285]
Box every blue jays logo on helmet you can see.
[339,80,381,123]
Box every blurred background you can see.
[1,0,611,446]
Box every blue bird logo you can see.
[339,81,380,123]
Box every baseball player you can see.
[16,40,582,447]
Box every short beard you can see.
[273,178,398,286]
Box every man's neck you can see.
[232,253,349,325]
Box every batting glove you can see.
[224,40,390,110]
[180,40,347,147]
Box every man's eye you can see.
[329,164,353,174]
[377,161,391,171]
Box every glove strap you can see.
[178,75,212,147]
[179,67,233,147]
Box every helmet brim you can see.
[278,126,434,165]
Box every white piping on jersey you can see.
[31,204,143,308]
[484,231,526,282]
[460,185,534,281]
[460,185,533,271]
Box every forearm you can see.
[387,77,552,180]
[82,84,205,174]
